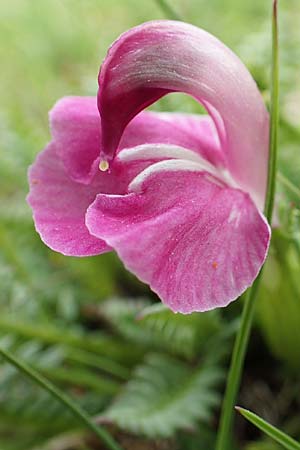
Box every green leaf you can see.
[236,407,300,450]
[101,352,224,437]
[100,298,221,359]
[257,230,300,371]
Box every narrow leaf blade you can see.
[236,407,300,450]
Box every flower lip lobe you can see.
[86,163,271,313]
[28,98,224,259]
[98,20,269,210]
[27,143,111,257]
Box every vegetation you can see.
[1,0,300,449]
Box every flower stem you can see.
[215,2,279,449]
[0,346,124,450]
[215,278,262,450]
[153,0,182,21]
[265,0,279,224]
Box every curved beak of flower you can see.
[98,20,269,209]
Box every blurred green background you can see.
[1,1,300,449]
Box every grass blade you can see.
[236,407,300,450]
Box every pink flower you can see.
[28,21,271,313]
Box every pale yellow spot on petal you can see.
[99,160,109,172]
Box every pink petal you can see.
[50,96,222,183]
[86,161,270,313]
[98,20,269,209]
[118,148,236,189]
[30,102,220,256]
[27,144,138,257]
[50,96,101,185]
[122,112,223,167]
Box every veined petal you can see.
[27,144,140,257]
[98,20,269,209]
[121,112,223,167]
[124,157,236,190]
[86,162,270,313]
[50,96,222,184]
[31,100,222,256]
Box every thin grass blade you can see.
[236,407,300,450]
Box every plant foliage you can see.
[102,351,224,437]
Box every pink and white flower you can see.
[28,20,271,313]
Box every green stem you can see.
[153,0,182,21]
[0,346,124,450]
[215,2,279,449]
[265,0,279,223]
[215,278,262,450]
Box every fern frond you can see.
[101,352,224,437]
[100,298,222,359]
